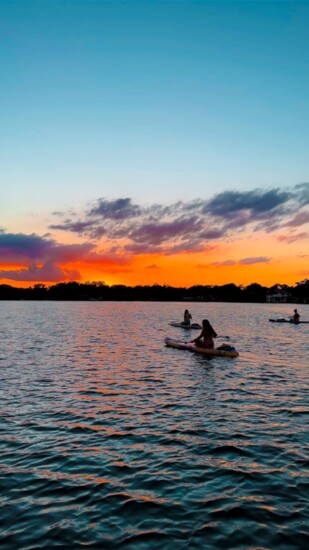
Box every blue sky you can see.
[0,0,308,287]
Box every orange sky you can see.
[0,203,309,287]
[1,3,308,290]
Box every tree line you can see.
[0,280,308,303]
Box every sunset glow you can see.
[1,1,308,289]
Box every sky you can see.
[0,0,308,288]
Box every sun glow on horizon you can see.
[1,3,308,290]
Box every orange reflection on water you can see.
[38,468,113,486]
[60,421,128,437]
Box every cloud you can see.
[0,232,54,261]
[199,227,226,239]
[239,256,271,265]
[49,220,100,235]
[48,185,308,254]
[213,260,237,266]
[123,243,163,254]
[278,232,308,244]
[128,216,203,245]
[2,183,301,284]
[88,198,142,220]
[0,261,81,282]
[47,185,309,255]
[0,230,132,281]
[294,182,309,206]
[203,188,291,218]
[284,211,309,228]
[0,231,95,263]
[213,257,271,267]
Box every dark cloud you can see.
[128,216,203,245]
[49,220,99,234]
[88,198,142,220]
[199,228,226,239]
[48,185,309,251]
[0,232,54,261]
[294,183,309,206]
[0,231,96,264]
[203,188,291,218]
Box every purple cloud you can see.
[212,260,237,266]
[88,198,142,220]
[239,257,271,265]
[129,216,203,245]
[0,232,54,261]
[123,243,163,254]
[278,232,308,244]
[41,183,309,258]
[0,231,96,264]
[49,220,99,234]
[0,231,116,283]
[212,257,271,267]
[284,211,309,228]
[0,261,81,282]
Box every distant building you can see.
[266,292,289,303]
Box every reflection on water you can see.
[0,301,308,549]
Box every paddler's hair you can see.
[202,319,217,336]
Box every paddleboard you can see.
[165,337,239,358]
[269,319,309,324]
[169,322,202,329]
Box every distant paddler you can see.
[181,309,192,326]
[291,309,300,323]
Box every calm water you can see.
[0,301,308,549]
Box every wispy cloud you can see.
[49,220,100,235]
[278,232,308,244]
[48,184,309,249]
[239,256,271,265]
[213,257,271,267]
[284,211,309,228]
[1,183,308,283]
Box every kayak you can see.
[269,319,309,324]
[164,337,239,358]
[169,322,202,329]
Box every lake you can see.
[0,301,308,549]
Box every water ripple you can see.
[0,301,308,549]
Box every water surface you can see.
[0,301,308,549]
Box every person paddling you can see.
[191,319,217,349]
[291,309,300,323]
